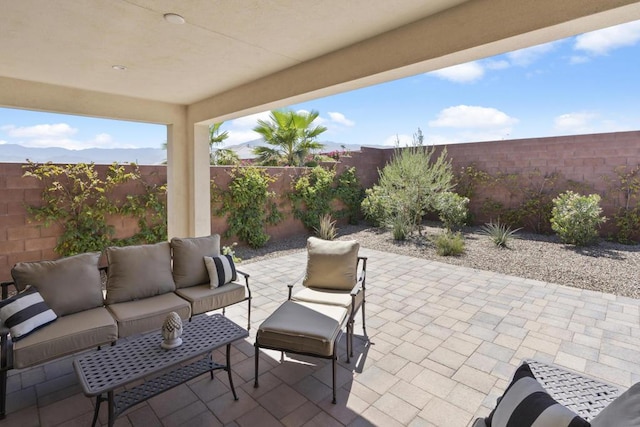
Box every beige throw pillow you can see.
[11,252,103,317]
[171,235,221,288]
[303,237,359,291]
[105,242,175,304]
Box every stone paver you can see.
[3,247,639,426]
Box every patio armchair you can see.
[287,237,367,362]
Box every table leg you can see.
[108,390,115,427]
[91,395,102,427]
[254,344,259,388]
[226,344,239,400]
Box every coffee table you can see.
[73,314,248,427]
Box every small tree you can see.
[208,122,239,165]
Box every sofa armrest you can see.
[0,281,17,301]
[236,269,252,301]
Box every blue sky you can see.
[1,19,640,151]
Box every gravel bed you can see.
[234,223,640,299]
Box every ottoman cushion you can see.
[256,301,347,357]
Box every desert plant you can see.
[436,191,469,231]
[391,214,412,241]
[480,221,522,248]
[361,134,454,235]
[433,231,465,256]
[334,167,364,224]
[290,166,336,230]
[314,213,338,240]
[550,191,606,246]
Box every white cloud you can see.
[229,111,271,128]
[485,59,510,70]
[569,55,590,64]
[225,129,261,146]
[507,41,557,66]
[2,123,78,138]
[428,105,518,128]
[554,112,598,133]
[431,61,485,83]
[328,112,355,126]
[574,20,640,55]
[0,140,7,145]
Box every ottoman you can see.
[254,300,348,403]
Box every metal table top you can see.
[73,314,248,396]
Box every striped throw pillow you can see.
[0,287,57,341]
[204,255,237,288]
[486,363,589,427]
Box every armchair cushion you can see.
[0,287,57,341]
[303,237,359,291]
[485,362,589,427]
[204,255,237,288]
[11,252,103,316]
[105,242,175,304]
[171,235,221,288]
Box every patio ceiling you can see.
[3,0,640,120]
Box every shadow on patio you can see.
[4,247,639,426]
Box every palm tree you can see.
[208,122,239,165]
[252,109,327,166]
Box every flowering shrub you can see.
[436,191,469,231]
[550,191,606,246]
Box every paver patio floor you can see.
[3,248,639,426]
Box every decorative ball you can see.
[161,311,183,349]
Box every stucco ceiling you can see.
[1,0,468,105]
[2,0,640,118]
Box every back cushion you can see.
[105,242,175,304]
[170,235,221,288]
[303,237,359,290]
[11,252,103,316]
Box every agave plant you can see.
[480,221,522,248]
[314,213,338,240]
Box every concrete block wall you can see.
[1,130,639,282]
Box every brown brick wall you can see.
[1,130,638,282]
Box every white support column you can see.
[167,121,212,238]
[191,124,212,236]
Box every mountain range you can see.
[0,140,366,165]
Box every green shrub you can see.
[361,139,454,235]
[391,215,411,241]
[550,191,606,246]
[433,231,465,256]
[480,221,521,248]
[217,166,282,248]
[334,167,364,224]
[436,191,469,231]
[613,207,640,244]
[314,214,338,240]
[290,166,336,230]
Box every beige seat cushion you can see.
[292,287,363,312]
[303,237,359,291]
[175,282,246,316]
[13,307,117,369]
[105,242,175,305]
[107,293,191,338]
[171,235,221,288]
[256,301,347,357]
[11,252,104,316]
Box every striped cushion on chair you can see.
[0,287,57,341]
[486,362,589,427]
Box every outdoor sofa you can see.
[0,234,251,419]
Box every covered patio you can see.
[4,248,638,426]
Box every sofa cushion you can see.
[204,255,237,288]
[12,307,117,369]
[485,362,589,427]
[175,282,246,316]
[107,292,191,337]
[11,252,103,316]
[171,235,221,288]
[105,242,175,305]
[303,237,359,291]
[591,382,640,426]
[0,287,57,341]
